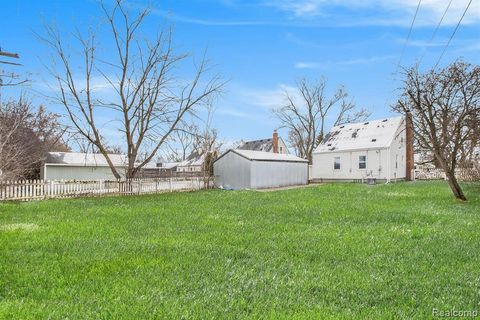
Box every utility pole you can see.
[0,48,22,66]
[0,47,26,88]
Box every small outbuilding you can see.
[214,149,308,190]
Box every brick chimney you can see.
[272,129,279,153]
[405,111,415,181]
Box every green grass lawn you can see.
[1,182,480,319]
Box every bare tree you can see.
[273,78,370,163]
[0,97,68,180]
[394,61,480,201]
[194,105,222,188]
[165,123,199,162]
[41,0,223,179]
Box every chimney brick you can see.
[273,130,279,153]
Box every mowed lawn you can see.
[1,182,480,319]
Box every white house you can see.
[176,151,206,173]
[214,149,308,190]
[41,152,128,180]
[310,116,414,182]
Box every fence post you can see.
[169,178,173,192]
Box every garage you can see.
[213,149,308,190]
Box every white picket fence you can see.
[0,177,209,201]
[413,168,477,181]
[413,169,446,180]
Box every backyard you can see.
[1,182,479,319]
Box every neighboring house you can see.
[176,150,206,173]
[310,116,414,182]
[238,130,290,154]
[414,152,437,170]
[214,149,308,190]
[41,152,159,180]
[157,162,180,174]
[41,152,128,180]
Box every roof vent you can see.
[382,119,388,122]
[327,143,332,146]
[372,139,377,142]
[364,122,369,125]
[339,125,345,129]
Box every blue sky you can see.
[1,0,479,150]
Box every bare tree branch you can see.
[273,77,370,163]
[41,0,224,179]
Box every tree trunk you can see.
[445,169,467,201]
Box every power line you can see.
[0,48,21,66]
[433,0,473,70]
[418,0,453,66]
[396,0,423,74]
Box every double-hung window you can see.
[359,155,367,169]
[334,157,341,170]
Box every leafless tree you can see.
[165,123,199,162]
[194,105,222,188]
[273,78,370,163]
[394,61,480,201]
[0,70,29,87]
[41,0,223,179]
[0,97,68,180]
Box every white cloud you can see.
[237,84,298,109]
[295,55,395,69]
[217,107,256,119]
[295,62,321,69]
[264,0,480,26]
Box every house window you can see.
[359,155,367,169]
[280,147,283,153]
[334,157,341,170]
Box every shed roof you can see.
[314,116,404,153]
[216,149,308,163]
[45,152,128,167]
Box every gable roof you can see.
[314,116,404,153]
[177,150,206,167]
[216,149,308,163]
[238,138,274,152]
[157,162,180,169]
[45,152,128,167]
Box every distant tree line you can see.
[0,97,68,180]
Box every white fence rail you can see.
[413,168,478,181]
[0,177,208,202]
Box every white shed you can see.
[311,116,414,182]
[214,149,308,190]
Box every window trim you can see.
[334,157,341,170]
[359,155,367,169]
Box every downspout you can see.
[386,147,391,184]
